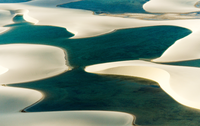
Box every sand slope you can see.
[0,44,69,84]
[0,0,198,62]
[143,0,200,13]
[85,60,200,109]
[1,0,200,125]
[0,111,134,126]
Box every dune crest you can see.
[85,60,200,109]
[143,0,200,13]
[0,65,8,75]
[0,43,135,126]
[0,0,197,63]
[1,0,200,125]
[0,44,69,84]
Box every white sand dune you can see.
[0,86,42,113]
[0,44,69,85]
[0,1,137,125]
[0,65,8,75]
[0,43,135,126]
[85,60,200,109]
[0,85,134,126]
[1,0,200,126]
[0,111,134,126]
[143,0,200,13]
[0,0,198,62]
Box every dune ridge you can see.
[0,43,136,126]
[0,44,69,85]
[1,0,200,125]
[0,65,8,75]
[143,0,200,13]
[0,0,197,62]
[0,1,137,125]
[85,60,200,109]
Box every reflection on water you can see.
[3,21,197,125]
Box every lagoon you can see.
[4,20,198,125]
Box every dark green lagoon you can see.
[2,16,200,125]
[0,21,191,67]
[58,0,150,14]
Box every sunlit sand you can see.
[1,0,200,125]
[143,0,200,13]
[85,60,200,109]
[0,44,69,84]
[0,0,198,62]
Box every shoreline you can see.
[85,60,200,110]
[0,44,69,85]
[1,0,200,126]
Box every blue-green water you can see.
[1,22,191,67]
[11,69,200,125]
[4,16,200,125]
[58,0,150,14]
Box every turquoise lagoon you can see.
[4,17,200,125]
[58,0,150,14]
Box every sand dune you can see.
[0,1,137,125]
[85,60,200,109]
[0,86,42,113]
[0,44,69,85]
[1,0,200,126]
[0,111,134,126]
[0,43,136,126]
[0,0,197,62]
[0,85,134,126]
[0,65,8,75]
[143,0,200,13]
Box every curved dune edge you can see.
[13,9,38,24]
[0,43,135,126]
[0,84,134,126]
[0,111,134,126]
[0,83,134,126]
[0,1,137,125]
[143,0,200,13]
[0,44,70,85]
[85,60,200,109]
[0,0,198,62]
[0,86,42,113]
[0,65,8,75]
[0,86,135,126]
[1,0,200,125]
